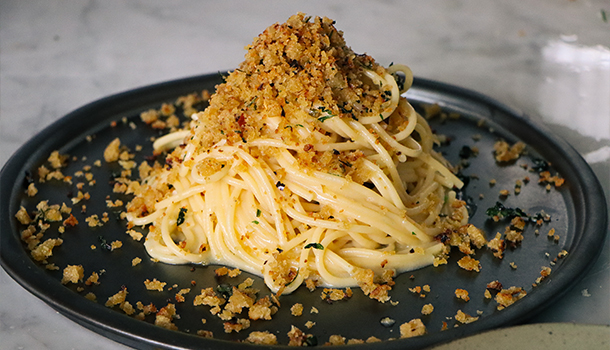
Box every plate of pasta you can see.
[0,13,606,350]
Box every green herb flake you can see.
[177,207,188,226]
[339,160,352,168]
[304,242,324,250]
[256,209,261,217]
[216,284,233,299]
[252,220,259,225]
[305,335,318,347]
[318,115,334,123]
[98,236,112,251]
[485,202,527,220]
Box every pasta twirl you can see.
[126,13,470,300]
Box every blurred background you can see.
[1,1,608,349]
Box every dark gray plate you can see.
[1,74,607,349]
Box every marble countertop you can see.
[1,1,608,349]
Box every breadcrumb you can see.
[61,265,84,284]
[144,278,167,291]
[399,318,426,338]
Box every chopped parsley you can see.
[216,284,233,299]
[177,207,188,226]
[256,209,261,217]
[304,242,324,250]
[317,115,334,122]
[485,202,527,220]
[252,220,259,225]
[531,158,550,172]
[305,335,318,346]
[98,236,112,251]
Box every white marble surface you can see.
[1,0,609,349]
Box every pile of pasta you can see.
[126,13,469,299]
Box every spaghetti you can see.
[126,13,469,299]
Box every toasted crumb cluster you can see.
[494,286,527,310]
[493,140,526,163]
[144,278,167,291]
[399,318,426,338]
[455,310,479,324]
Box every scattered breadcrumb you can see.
[399,318,426,338]
[494,286,527,310]
[494,140,526,162]
[457,256,481,272]
[61,265,84,284]
[155,303,178,330]
[455,289,470,302]
[455,310,479,324]
[290,303,304,316]
[85,272,100,286]
[246,331,277,345]
[144,278,167,291]
[421,304,434,315]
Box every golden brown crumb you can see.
[455,310,479,324]
[85,214,102,227]
[290,303,304,316]
[84,292,97,302]
[487,232,505,259]
[85,272,100,285]
[110,240,122,250]
[26,183,38,197]
[321,288,352,302]
[484,289,492,299]
[287,326,308,346]
[197,330,214,338]
[248,296,274,320]
[61,265,84,284]
[15,206,32,225]
[455,289,470,302]
[535,266,552,284]
[245,331,278,345]
[421,303,434,315]
[103,138,121,163]
[495,286,527,310]
[399,318,426,338]
[105,288,128,307]
[327,334,346,346]
[131,257,142,266]
[144,278,167,291]
[48,150,68,169]
[155,303,178,330]
[223,318,250,333]
[121,301,135,315]
[45,263,59,270]
[31,238,63,261]
[457,255,481,272]
[494,140,526,163]
[305,320,316,329]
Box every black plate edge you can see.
[1,74,607,350]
